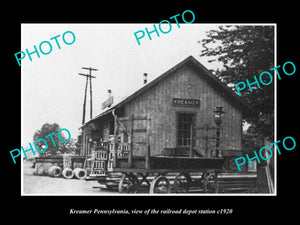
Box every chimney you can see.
[102,89,113,110]
[107,89,112,98]
[143,73,148,84]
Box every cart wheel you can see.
[203,173,217,193]
[173,173,191,193]
[118,173,138,193]
[150,175,171,194]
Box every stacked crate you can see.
[89,143,109,176]
[63,154,72,169]
[87,142,130,174]
[107,143,129,172]
[118,143,129,157]
[107,143,114,172]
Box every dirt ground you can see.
[22,160,113,195]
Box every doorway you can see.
[176,112,195,148]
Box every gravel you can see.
[22,160,113,195]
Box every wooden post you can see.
[214,171,219,193]
[128,115,134,168]
[80,67,98,120]
[189,125,193,157]
[205,126,208,158]
[113,113,118,168]
[216,125,221,158]
[80,133,84,156]
[105,142,109,173]
[145,119,151,169]
[89,73,93,119]
[84,134,87,156]
[78,70,96,124]
[82,77,88,125]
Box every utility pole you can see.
[78,67,98,124]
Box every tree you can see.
[60,138,81,155]
[199,25,274,143]
[33,123,75,156]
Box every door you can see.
[176,113,195,148]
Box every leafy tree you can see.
[33,123,61,156]
[60,138,81,155]
[199,25,274,144]
[33,123,76,156]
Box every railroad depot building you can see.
[79,56,255,173]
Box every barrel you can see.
[62,167,74,179]
[73,168,87,180]
[48,166,62,177]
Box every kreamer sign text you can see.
[172,98,200,107]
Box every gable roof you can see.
[81,56,256,128]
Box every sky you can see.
[21,23,224,149]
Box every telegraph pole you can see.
[81,76,88,125]
[78,67,97,124]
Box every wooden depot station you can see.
[80,56,257,194]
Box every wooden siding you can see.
[123,64,242,156]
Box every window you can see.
[177,113,194,147]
